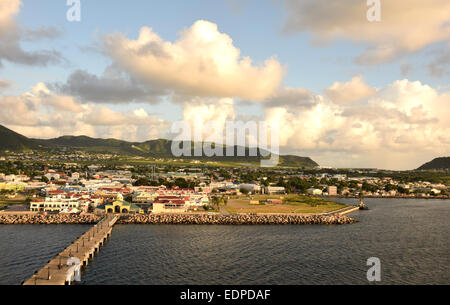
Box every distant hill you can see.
[0,125,319,168]
[0,125,41,151]
[417,157,450,170]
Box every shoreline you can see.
[0,213,357,225]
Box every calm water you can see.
[0,225,91,285]
[1,199,449,285]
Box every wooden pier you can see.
[23,214,118,285]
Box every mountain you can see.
[0,125,41,151]
[417,157,450,170]
[0,125,318,167]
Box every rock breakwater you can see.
[0,214,102,225]
[0,213,357,225]
[118,213,357,225]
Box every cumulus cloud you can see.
[182,97,236,127]
[53,68,166,104]
[282,0,450,64]
[102,20,284,100]
[325,76,376,104]
[0,82,169,141]
[0,0,62,67]
[263,79,450,169]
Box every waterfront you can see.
[0,199,449,285]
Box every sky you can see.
[0,0,449,170]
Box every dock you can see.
[23,214,118,285]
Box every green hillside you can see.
[0,125,41,151]
[0,125,319,168]
[417,157,450,170]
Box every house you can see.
[102,194,144,214]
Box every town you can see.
[0,151,449,216]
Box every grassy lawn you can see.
[224,195,347,215]
[0,194,28,206]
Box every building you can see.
[132,191,159,204]
[30,198,88,213]
[103,194,144,214]
[307,188,323,195]
[152,195,189,214]
[239,184,261,193]
[265,186,286,194]
[0,183,26,191]
[327,186,338,196]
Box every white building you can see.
[30,198,89,213]
[239,184,261,193]
[265,186,286,194]
[307,188,323,195]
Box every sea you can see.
[0,198,449,285]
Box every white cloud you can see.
[0,83,169,141]
[0,0,62,67]
[325,76,376,104]
[282,0,450,64]
[264,79,450,169]
[102,20,284,100]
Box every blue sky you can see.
[0,0,449,169]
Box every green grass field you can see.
[224,195,347,214]
[0,195,28,206]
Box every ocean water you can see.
[1,199,449,285]
[0,225,91,285]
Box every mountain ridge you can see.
[0,125,319,168]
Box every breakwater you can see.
[118,214,357,225]
[0,213,357,225]
[0,214,101,225]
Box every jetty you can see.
[331,205,361,216]
[23,214,118,285]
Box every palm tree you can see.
[222,196,228,207]
[211,196,220,211]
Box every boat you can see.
[358,197,369,210]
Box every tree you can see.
[211,196,221,210]
[384,184,397,192]
[240,188,249,195]
[133,178,151,186]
